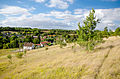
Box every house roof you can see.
[41,41,50,44]
[24,42,34,47]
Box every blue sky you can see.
[0,0,120,30]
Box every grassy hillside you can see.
[0,36,120,79]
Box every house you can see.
[33,36,40,38]
[34,44,44,48]
[40,41,50,46]
[23,42,35,50]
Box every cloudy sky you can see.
[0,0,120,30]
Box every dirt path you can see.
[94,48,112,79]
[94,37,120,79]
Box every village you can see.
[0,28,76,50]
[23,35,57,50]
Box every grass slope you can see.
[0,37,120,79]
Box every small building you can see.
[23,42,35,50]
[34,44,44,48]
[41,41,50,46]
[33,36,38,38]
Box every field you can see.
[0,36,120,79]
[0,48,18,56]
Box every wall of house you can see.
[23,46,33,50]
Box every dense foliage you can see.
[77,9,120,51]
[0,27,77,49]
[77,9,100,50]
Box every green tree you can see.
[24,50,27,55]
[109,29,114,36]
[0,36,3,48]
[25,36,33,42]
[10,39,18,48]
[37,35,41,43]
[102,27,109,38]
[33,38,39,44]
[115,27,120,36]
[3,44,8,49]
[33,30,39,36]
[7,54,12,63]
[77,8,100,51]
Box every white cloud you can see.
[0,6,120,30]
[74,9,88,14]
[29,7,36,11]
[34,0,45,3]
[74,8,120,30]
[0,10,73,29]
[46,0,69,9]
[46,0,74,9]
[0,6,34,16]
[34,0,74,9]
[50,10,71,19]
[17,1,23,3]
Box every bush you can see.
[7,54,12,63]
[15,52,23,59]
[7,54,12,60]
[24,50,27,55]
[3,44,8,49]
[45,47,48,51]
[47,43,52,46]
[62,43,67,46]
[60,44,63,48]
[60,42,67,48]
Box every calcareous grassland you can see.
[0,36,120,79]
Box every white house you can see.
[23,42,35,50]
[34,43,44,48]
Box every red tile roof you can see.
[41,41,50,44]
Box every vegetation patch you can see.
[0,62,9,74]
[15,52,24,59]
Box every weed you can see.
[15,52,23,59]
[7,54,12,63]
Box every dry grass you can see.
[0,48,18,57]
[0,36,120,79]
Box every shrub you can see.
[62,43,67,46]
[7,54,12,60]
[7,54,12,63]
[24,50,27,55]
[15,52,23,59]
[60,44,63,48]
[47,43,52,46]
[45,47,48,51]
[3,44,8,49]
[60,42,67,48]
